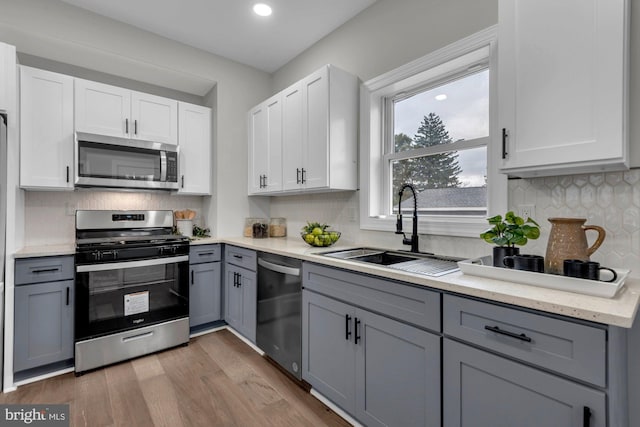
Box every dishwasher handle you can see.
[258,258,301,277]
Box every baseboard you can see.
[13,367,75,389]
[310,388,363,427]
[224,327,265,356]
[190,324,227,338]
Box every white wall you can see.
[273,0,498,90]
[0,0,273,239]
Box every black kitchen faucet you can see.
[395,183,419,253]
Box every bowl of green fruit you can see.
[301,222,341,247]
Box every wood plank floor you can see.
[0,330,351,427]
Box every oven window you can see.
[87,263,183,323]
[78,141,160,181]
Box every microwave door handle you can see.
[160,151,167,182]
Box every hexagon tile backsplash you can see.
[508,170,640,276]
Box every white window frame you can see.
[359,25,506,237]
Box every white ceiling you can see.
[59,0,377,73]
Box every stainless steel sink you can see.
[321,247,461,277]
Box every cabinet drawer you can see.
[225,245,256,271]
[303,263,441,332]
[15,256,74,285]
[443,294,606,387]
[190,244,221,264]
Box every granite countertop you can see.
[15,236,640,328]
[222,237,640,328]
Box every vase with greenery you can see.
[480,211,541,267]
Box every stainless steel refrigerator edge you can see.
[0,114,7,382]
[256,252,302,380]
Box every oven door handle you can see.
[258,258,300,277]
[76,255,189,273]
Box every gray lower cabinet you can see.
[443,338,606,427]
[189,244,222,329]
[303,290,355,410]
[443,293,606,387]
[224,248,257,342]
[14,255,75,374]
[189,262,222,328]
[303,289,441,427]
[442,294,619,427]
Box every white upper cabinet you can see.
[498,0,629,177]
[248,93,282,194]
[178,102,212,195]
[75,79,178,145]
[74,79,130,138]
[283,65,358,192]
[20,66,74,190]
[301,67,331,190]
[281,81,304,191]
[249,64,358,195]
[132,92,178,144]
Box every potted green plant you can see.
[480,211,541,267]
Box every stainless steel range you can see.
[74,210,190,374]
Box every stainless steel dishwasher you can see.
[256,252,302,380]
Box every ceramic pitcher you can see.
[545,218,606,274]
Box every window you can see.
[388,69,489,216]
[360,26,506,237]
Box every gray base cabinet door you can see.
[443,339,606,427]
[14,280,74,372]
[303,290,441,427]
[302,290,356,411]
[189,262,222,327]
[224,264,257,342]
[356,309,441,427]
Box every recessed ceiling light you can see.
[253,3,272,17]
[435,94,447,101]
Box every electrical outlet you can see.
[347,207,358,222]
[65,201,76,216]
[518,204,536,221]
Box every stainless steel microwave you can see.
[75,132,179,190]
